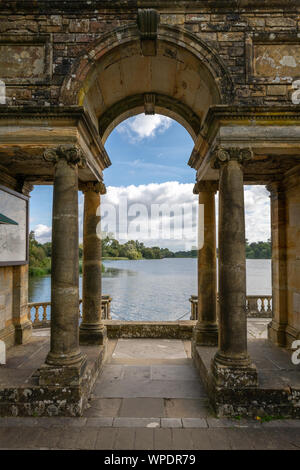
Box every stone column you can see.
[211,147,257,388]
[193,181,218,346]
[267,182,288,347]
[39,145,86,386]
[79,181,107,345]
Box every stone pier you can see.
[39,145,87,386]
[211,147,258,389]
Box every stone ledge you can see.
[192,344,300,419]
[0,344,106,417]
[103,320,196,339]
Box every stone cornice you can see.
[0,105,112,170]
[0,0,297,13]
[189,104,300,171]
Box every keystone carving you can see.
[137,9,159,56]
[144,93,156,115]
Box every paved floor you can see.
[0,322,300,449]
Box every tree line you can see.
[29,231,272,276]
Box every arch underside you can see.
[76,31,226,143]
[98,93,201,142]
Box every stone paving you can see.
[0,325,300,449]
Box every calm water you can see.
[29,258,271,322]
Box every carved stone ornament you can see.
[212,146,253,169]
[193,180,219,194]
[137,9,159,40]
[144,93,155,115]
[81,181,106,195]
[44,144,86,168]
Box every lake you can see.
[29,258,272,322]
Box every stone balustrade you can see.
[28,295,112,328]
[189,294,272,320]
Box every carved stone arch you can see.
[59,24,235,141]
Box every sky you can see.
[30,114,271,250]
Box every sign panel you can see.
[0,186,28,265]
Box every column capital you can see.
[266,181,285,200]
[44,144,86,168]
[16,179,34,196]
[211,146,253,169]
[193,181,218,194]
[80,181,106,195]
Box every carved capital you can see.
[16,178,34,196]
[193,181,218,194]
[266,181,285,200]
[44,145,86,168]
[212,147,253,169]
[81,181,106,195]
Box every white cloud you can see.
[34,224,52,243]
[117,114,172,142]
[244,185,271,242]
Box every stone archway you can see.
[60,24,234,143]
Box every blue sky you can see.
[104,114,194,186]
[30,114,270,248]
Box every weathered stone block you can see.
[267,85,287,96]
[185,14,210,23]
[69,19,89,33]
[266,18,296,28]
[160,14,185,25]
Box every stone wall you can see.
[0,2,299,110]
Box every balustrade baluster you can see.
[34,306,39,323]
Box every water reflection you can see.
[104,267,136,278]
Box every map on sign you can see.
[0,188,27,264]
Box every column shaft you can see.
[193,182,218,346]
[80,183,107,345]
[267,182,288,346]
[212,147,257,388]
[46,157,84,366]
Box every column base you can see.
[14,321,32,345]
[212,352,258,388]
[268,320,287,347]
[193,322,218,346]
[39,353,87,387]
[79,323,107,346]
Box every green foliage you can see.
[29,230,272,278]
[245,239,271,259]
[29,231,51,276]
